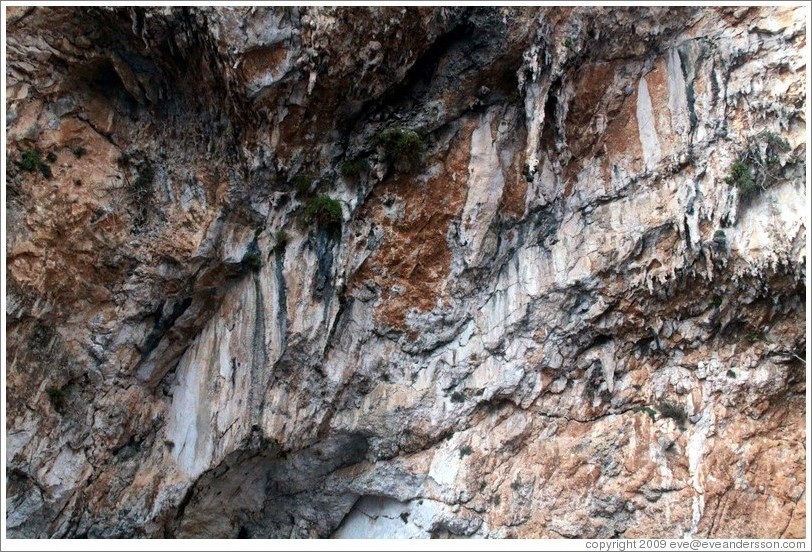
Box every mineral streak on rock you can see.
[4,5,807,538]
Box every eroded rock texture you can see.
[5,6,807,538]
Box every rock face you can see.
[5,6,807,539]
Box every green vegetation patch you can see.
[339,158,370,178]
[19,149,53,178]
[657,401,687,428]
[293,174,314,195]
[632,405,657,422]
[376,128,424,168]
[304,195,343,228]
[274,229,290,249]
[20,150,43,172]
[726,130,793,201]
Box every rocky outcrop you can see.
[5,6,806,538]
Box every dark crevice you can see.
[313,228,337,305]
[349,15,473,130]
[683,215,693,250]
[139,297,193,359]
[677,45,699,134]
[85,60,140,115]
[274,248,288,354]
[249,271,268,418]
[330,494,364,537]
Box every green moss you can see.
[376,128,424,168]
[339,158,369,178]
[711,295,723,308]
[304,195,343,228]
[564,36,576,50]
[726,370,737,379]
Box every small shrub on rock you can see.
[376,128,424,169]
[292,174,314,196]
[726,130,793,200]
[240,240,263,271]
[657,401,687,428]
[241,251,262,270]
[274,229,290,249]
[304,195,342,229]
[339,158,369,178]
[19,150,53,178]
[20,150,42,172]
[725,161,756,196]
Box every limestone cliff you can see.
[4,5,807,538]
